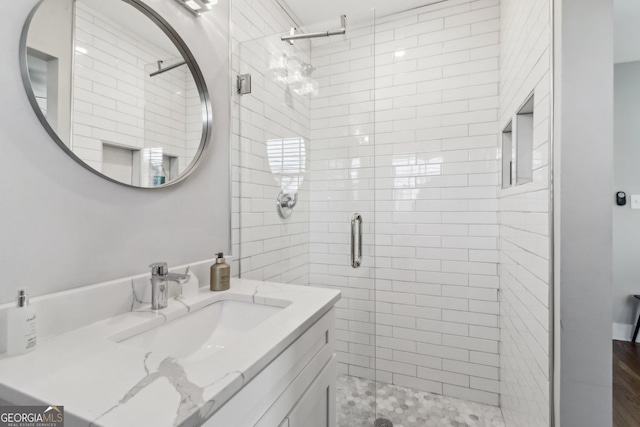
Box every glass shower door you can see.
[233,33,313,285]
[234,10,379,426]
[307,15,379,427]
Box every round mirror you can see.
[21,0,211,188]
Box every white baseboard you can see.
[613,322,634,342]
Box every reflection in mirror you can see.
[26,0,73,147]
[23,0,209,188]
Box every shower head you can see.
[270,53,318,96]
[300,63,315,76]
[281,54,315,76]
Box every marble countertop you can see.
[0,278,340,427]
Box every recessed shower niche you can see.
[502,93,535,188]
[502,121,514,188]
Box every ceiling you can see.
[615,0,640,64]
[280,0,446,32]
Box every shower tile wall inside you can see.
[235,0,502,407]
[309,0,501,406]
[308,19,377,385]
[498,0,552,425]
[232,34,312,285]
[233,0,552,424]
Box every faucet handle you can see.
[149,262,168,276]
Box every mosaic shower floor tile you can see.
[336,375,505,427]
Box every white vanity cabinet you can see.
[278,357,335,427]
[0,276,341,427]
[204,308,336,427]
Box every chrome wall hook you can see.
[277,191,298,218]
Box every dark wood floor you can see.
[614,340,640,427]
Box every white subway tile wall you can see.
[73,3,200,176]
[309,0,502,406]
[498,0,551,425]
[231,0,312,284]
[232,0,552,416]
[309,17,378,388]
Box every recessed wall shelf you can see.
[501,92,534,188]
[516,94,534,185]
[502,121,513,188]
[101,143,179,187]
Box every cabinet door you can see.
[285,357,336,427]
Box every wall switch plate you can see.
[631,195,640,209]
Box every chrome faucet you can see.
[149,262,190,310]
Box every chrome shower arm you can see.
[281,15,346,44]
[150,60,187,77]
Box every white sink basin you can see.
[118,300,282,361]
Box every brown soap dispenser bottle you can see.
[210,252,230,291]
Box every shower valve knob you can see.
[277,191,298,218]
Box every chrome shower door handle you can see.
[351,213,363,268]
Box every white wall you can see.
[498,0,552,425]
[612,60,640,341]
[0,0,230,304]
[614,0,640,64]
[555,0,613,425]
